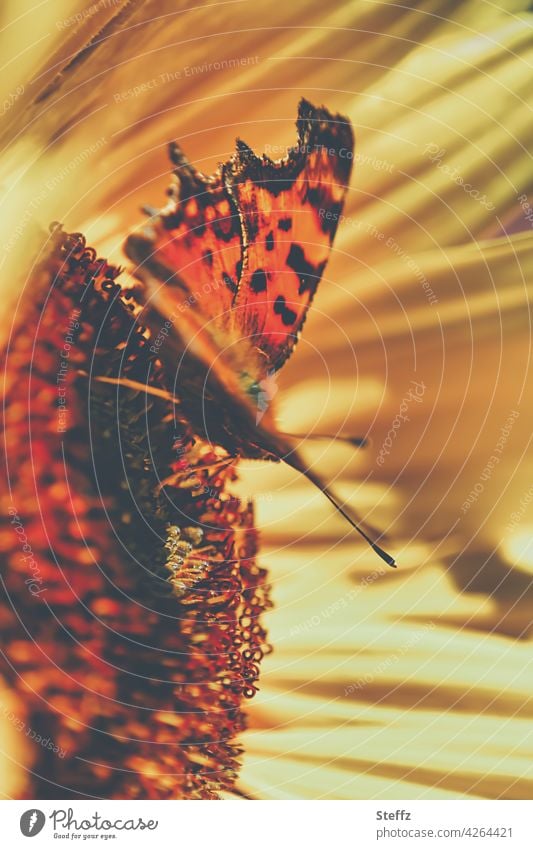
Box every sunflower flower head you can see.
[0,225,270,798]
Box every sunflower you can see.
[1,0,532,800]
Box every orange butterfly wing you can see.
[126,99,353,371]
[132,143,243,327]
[229,99,354,370]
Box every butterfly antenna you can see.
[277,446,396,567]
[281,432,368,448]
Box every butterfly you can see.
[124,99,395,567]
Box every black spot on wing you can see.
[250,269,267,293]
[266,231,274,251]
[274,295,297,326]
[278,217,292,232]
[286,244,327,295]
[203,250,213,266]
[304,185,344,238]
[212,214,241,243]
[319,201,344,239]
[223,273,238,294]
[305,187,322,207]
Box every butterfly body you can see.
[124,102,394,565]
